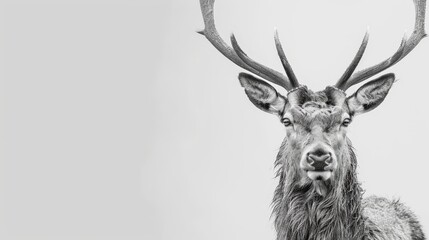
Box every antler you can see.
[336,0,427,91]
[274,30,300,88]
[335,31,369,90]
[198,0,299,90]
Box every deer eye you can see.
[342,118,351,127]
[281,118,293,127]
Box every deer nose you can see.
[307,150,333,171]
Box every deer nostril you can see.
[307,151,332,171]
[308,153,330,162]
[325,154,333,164]
[306,154,314,164]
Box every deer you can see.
[198,0,427,239]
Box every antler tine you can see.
[342,0,427,90]
[198,0,293,90]
[335,31,369,90]
[274,30,300,89]
[229,34,294,89]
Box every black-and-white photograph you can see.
[1,0,428,239]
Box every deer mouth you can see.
[306,170,332,181]
[305,171,333,196]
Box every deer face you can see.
[285,103,346,180]
[280,102,351,196]
[239,72,395,196]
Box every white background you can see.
[1,0,428,239]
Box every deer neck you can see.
[272,145,366,240]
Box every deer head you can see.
[198,0,426,197]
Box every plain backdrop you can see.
[0,0,428,239]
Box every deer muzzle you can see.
[300,144,337,181]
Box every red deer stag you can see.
[199,0,427,239]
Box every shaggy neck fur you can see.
[272,140,366,240]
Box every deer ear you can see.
[346,73,395,115]
[238,73,287,116]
